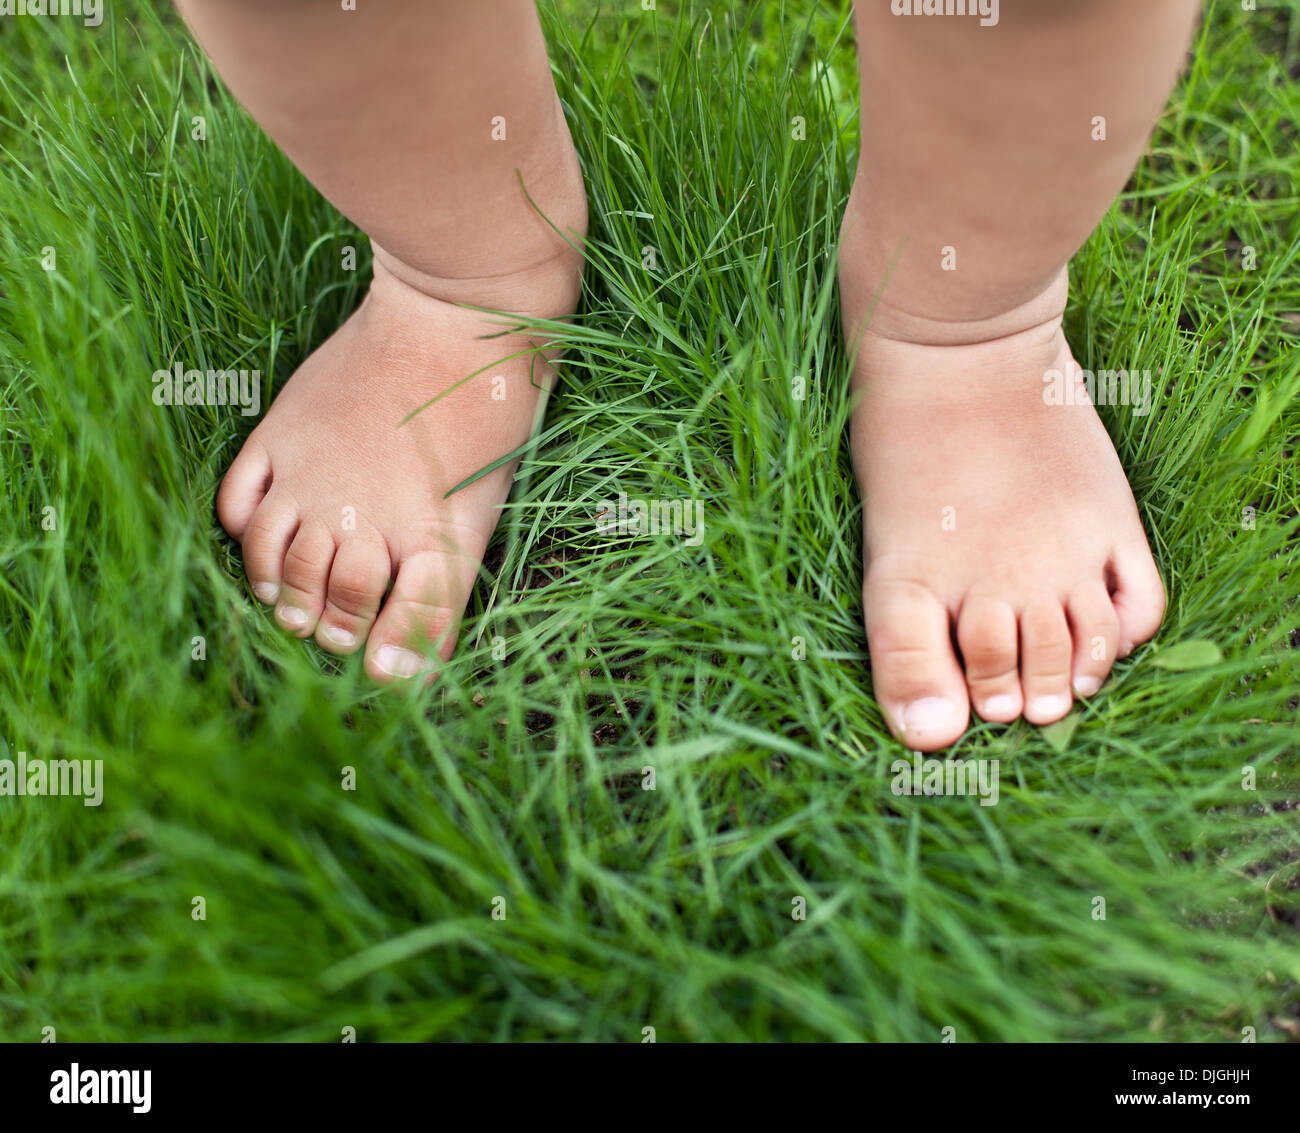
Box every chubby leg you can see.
[841,1,1199,748]
[177,0,586,679]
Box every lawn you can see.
[0,0,1297,1042]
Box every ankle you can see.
[838,183,1070,348]
[371,101,587,319]
[854,278,1069,356]
[372,224,585,322]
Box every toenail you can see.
[252,581,279,604]
[1073,675,1101,697]
[375,645,424,678]
[902,697,956,733]
[1030,694,1070,719]
[1120,639,1135,657]
[276,604,308,629]
[982,694,1017,717]
[322,625,357,649]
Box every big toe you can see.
[865,577,970,751]
[364,544,482,683]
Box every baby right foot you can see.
[182,0,590,681]
[217,236,584,682]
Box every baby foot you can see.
[217,243,582,681]
[841,268,1166,751]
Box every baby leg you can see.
[177,0,586,678]
[841,0,1199,748]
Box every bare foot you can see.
[217,240,582,682]
[841,265,1166,751]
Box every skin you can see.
[180,0,1193,744]
[175,0,586,680]
[842,0,1200,748]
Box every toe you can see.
[216,437,272,540]
[864,578,970,751]
[1109,544,1166,658]
[240,494,299,607]
[957,595,1022,723]
[316,539,390,655]
[364,549,479,682]
[275,517,335,637]
[1019,598,1073,725]
[1066,581,1120,698]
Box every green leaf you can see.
[1041,714,1081,753]
[1152,640,1223,671]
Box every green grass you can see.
[0,0,1297,1042]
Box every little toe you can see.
[240,493,299,607]
[957,595,1023,723]
[1109,544,1166,658]
[1066,581,1120,698]
[216,437,272,540]
[316,539,390,655]
[275,517,335,638]
[865,578,970,751]
[1019,598,1073,725]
